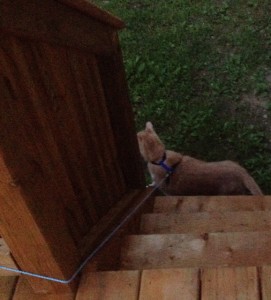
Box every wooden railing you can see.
[0,0,145,294]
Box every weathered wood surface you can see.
[0,0,116,54]
[97,35,145,189]
[0,238,18,276]
[139,268,199,300]
[76,269,140,300]
[0,276,18,300]
[201,267,259,300]
[141,211,271,234]
[79,189,151,258]
[121,231,271,270]
[0,153,79,293]
[261,266,271,300]
[31,42,127,220]
[6,267,270,299]
[75,267,268,299]
[12,278,74,300]
[153,196,271,213]
[0,0,146,296]
[0,21,142,292]
[0,37,82,293]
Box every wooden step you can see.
[201,266,263,300]
[0,238,18,276]
[12,278,74,300]
[121,231,271,270]
[141,211,271,234]
[153,196,271,213]
[76,266,271,299]
[76,267,198,300]
[76,269,141,300]
[0,276,18,300]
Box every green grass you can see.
[94,0,271,193]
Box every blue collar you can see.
[151,153,175,173]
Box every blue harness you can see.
[151,153,175,174]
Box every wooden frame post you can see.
[0,0,144,294]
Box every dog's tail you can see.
[243,173,263,195]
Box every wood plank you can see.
[67,50,124,215]
[153,196,270,213]
[1,36,86,246]
[139,268,199,300]
[0,0,115,54]
[0,154,78,293]
[201,267,259,300]
[0,238,19,276]
[0,256,18,276]
[261,266,271,300]
[32,42,127,218]
[31,42,101,223]
[12,278,74,300]
[85,53,127,205]
[25,40,93,237]
[0,276,18,300]
[0,37,79,293]
[79,189,151,258]
[97,36,145,190]
[80,187,155,272]
[141,211,271,234]
[76,270,140,300]
[121,231,271,270]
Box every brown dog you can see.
[137,122,263,195]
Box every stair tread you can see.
[139,268,198,300]
[153,195,271,213]
[0,238,18,276]
[76,266,271,300]
[13,278,74,300]
[0,276,18,300]
[121,231,271,270]
[201,266,260,300]
[77,268,198,300]
[76,269,140,300]
[141,210,271,234]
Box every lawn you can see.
[94,0,271,193]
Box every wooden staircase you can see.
[77,195,271,299]
[4,195,271,298]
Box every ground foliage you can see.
[94,0,271,193]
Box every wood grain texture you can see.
[12,278,74,300]
[0,256,17,276]
[0,0,144,294]
[80,189,152,258]
[139,268,199,300]
[0,153,78,293]
[121,231,271,270]
[153,196,270,213]
[76,270,140,300]
[0,36,80,293]
[32,42,127,219]
[22,40,98,233]
[84,53,127,207]
[141,211,271,234]
[261,266,271,300]
[201,267,259,300]
[97,35,145,190]
[0,0,115,54]
[0,238,19,276]
[0,276,17,300]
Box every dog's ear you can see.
[137,132,143,142]
[146,122,154,132]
